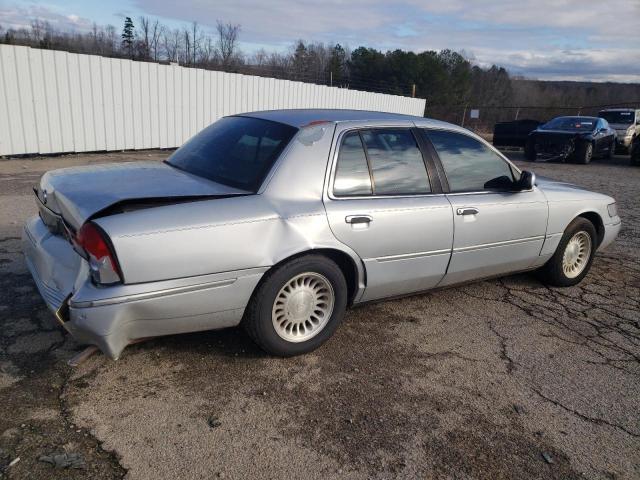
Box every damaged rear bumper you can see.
[23,215,265,359]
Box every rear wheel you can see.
[537,217,597,287]
[242,255,347,356]
[630,138,640,166]
[576,142,593,164]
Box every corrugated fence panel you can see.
[0,44,426,156]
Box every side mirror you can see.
[516,170,535,191]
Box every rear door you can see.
[323,121,453,302]
[420,128,548,286]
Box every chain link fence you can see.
[426,102,640,136]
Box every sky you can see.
[2,0,639,83]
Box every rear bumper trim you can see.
[69,278,237,308]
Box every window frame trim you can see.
[420,127,526,195]
[331,130,375,198]
[329,126,440,200]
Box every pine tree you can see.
[121,17,135,59]
[328,44,346,86]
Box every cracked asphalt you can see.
[0,150,638,479]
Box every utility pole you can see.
[330,71,333,87]
[461,106,467,127]
[411,84,416,98]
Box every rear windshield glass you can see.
[166,116,298,192]
[599,111,634,125]
[540,117,596,132]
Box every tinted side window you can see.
[334,132,372,196]
[426,130,514,192]
[361,129,430,195]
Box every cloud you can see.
[2,0,639,82]
[469,47,640,82]
[128,0,639,81]
[0,4,94,32]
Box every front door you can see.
[323,124,453,302]
[421,128,549,286]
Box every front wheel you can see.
[537,218,597,287]
[576,142,593,164]
[242,255,347,356]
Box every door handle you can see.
[345,215,373,224]
[456,207,479,216]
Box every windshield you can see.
[599,111,634,125]
[166,116,298,192]
[540,117,596,132]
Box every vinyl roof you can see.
[238,108,449,128]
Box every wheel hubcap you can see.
[562,231,592,279]
[272,272,335,342]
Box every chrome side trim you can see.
[375,248,451,263]
[454,235,545,253]
[71,278,238,308]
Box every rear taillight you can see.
[76,223,122,284]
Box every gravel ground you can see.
[0,150,638,480]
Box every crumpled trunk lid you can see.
[35,161,250,230]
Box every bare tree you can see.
[30,19,46,44]
[190,22,201,65]
[216,21,240,67]
[163,28,181,63]
[139,16,151,60]
[200,36,216,66]
[105,25,117,55]
[182,27,191,65]
[150,20,162,61]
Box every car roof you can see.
[237,108,453,129]
[552,116,599,121]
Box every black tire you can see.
[576,142,593,164]
[242,254,347,356]
[524,139,536,161]
[537,217,597,287]
[630,138,640,166]
[607,140,615,159]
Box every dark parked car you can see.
[525,116,616,164]
[493,119,542,148]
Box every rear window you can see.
[599,111,634,125]
[166,116,298,192]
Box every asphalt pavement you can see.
[0,150,638,479]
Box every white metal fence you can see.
[0,45,426,156]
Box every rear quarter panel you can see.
[95,122,364,286]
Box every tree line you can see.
[1,16,638,130]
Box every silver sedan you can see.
[23,109,621,359]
